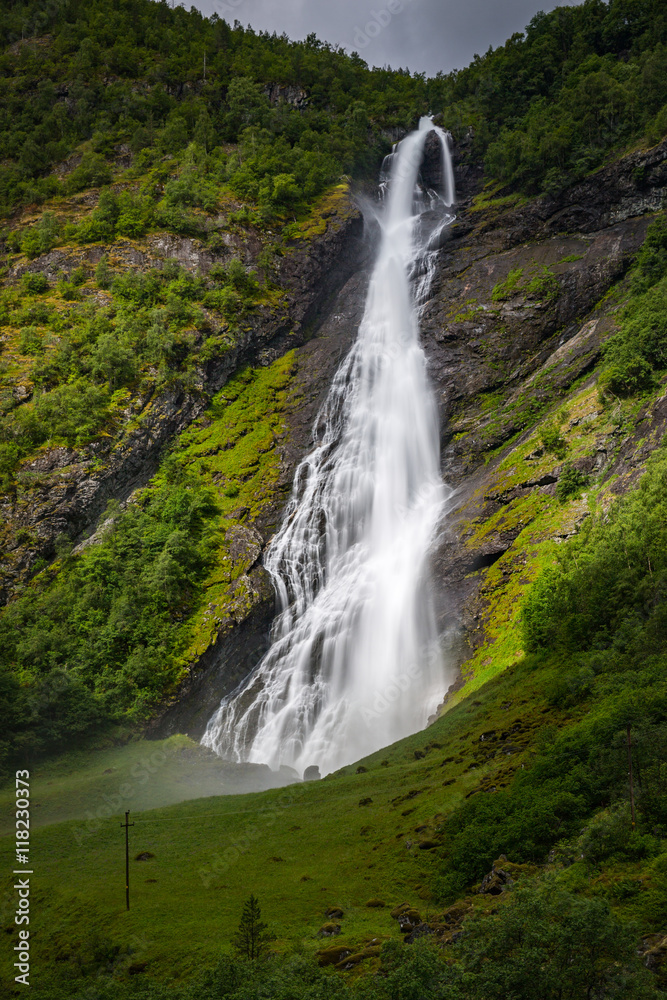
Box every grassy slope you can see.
[0,653,563,986]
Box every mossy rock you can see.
[317,922,341,938]
[325,906,344,919]
[317,944,353,967]
[336,946,381,970]
[441,902,471,927]
[365,898,385,908]
[359,797,373,806]
[417,839,439,850]
[397,908,423,932]
[390,902,411,919]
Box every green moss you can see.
[171,352,300,665]
[284,183,354,242]
[491,268,524,302]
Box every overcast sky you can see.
[192,0,583,77]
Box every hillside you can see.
[2,0,667,997]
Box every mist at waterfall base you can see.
[203,120,456,777]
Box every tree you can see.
[232,894,272,960]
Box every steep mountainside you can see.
[4,2,667,997]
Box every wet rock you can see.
[303,765,321,781]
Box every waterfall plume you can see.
[202,118,456,775]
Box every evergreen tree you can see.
[232,894,271,961]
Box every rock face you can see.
[0,197,366,605]
[155,132,667,742]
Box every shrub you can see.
[527,266,560,302]
[21,272,49,294]
[540,421,567,459]
[20,212,59,259]
[556,463,589,502]
[631,213,667,293]
[18,325,44,355]
[66,152,112,193]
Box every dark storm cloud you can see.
[192,0,582,76]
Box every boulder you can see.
[365,898,385,908]
[404,923,435,944]
[643,935,667,971]
[317,944,353,967]
[326,906,344,920]
[397,908,423,933]
[303,765,321,781]
[317,923,341,938]
[335,946,381,970]
[479,865,514,895]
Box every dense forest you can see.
[3,0,667,997]
[1,0,667,215]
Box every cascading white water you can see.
[203,118,456,775]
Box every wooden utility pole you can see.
[121,811,134,910]
[627,725,636,829]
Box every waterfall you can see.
[202,118,456,776]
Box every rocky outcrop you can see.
[0,196,366,604]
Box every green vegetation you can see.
[0,471,219,761]
[540,417,568,459]
[527,265,560,302]
[3,4,667,999]
[555,462,589,502]
[232,895,273,961]
[434,0,667,194]
[0,0,431,217]
[599,213,667,398]
[435,444,667,900]
[0,354,297,768]
[0,257,269,490]
[491,267,524,301]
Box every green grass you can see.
[0,658,559,987]
[0,735,296,837]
